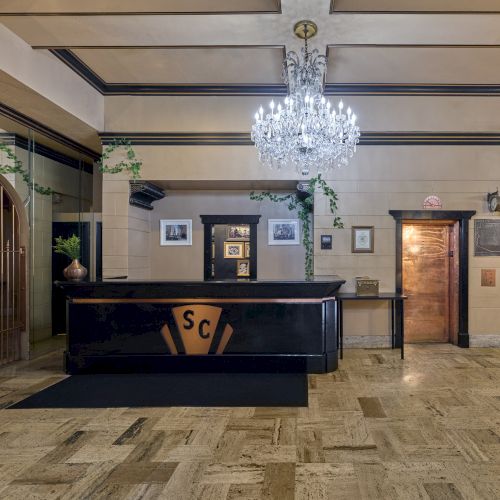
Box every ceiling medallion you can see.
[251,20,360,176]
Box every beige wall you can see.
[315,146,500,346]
[147,190,305,280]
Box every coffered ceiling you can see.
[1,0,500,95]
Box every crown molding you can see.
[100,131,500,146]
[0,133,93,173]
[51,49,500,96]
[0,102,100,160]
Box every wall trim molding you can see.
[99,131,500,147]
[0,133,93,173]
[0,102,100,160]
[51,50,500,96]
[469,334,500,347]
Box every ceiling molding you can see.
[100,131,500,146]
[51,50,500,96]
[0,133,93,173]
[0,102,100,160]
[0,1,281,16]
[329,0,500,14]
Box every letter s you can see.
[183,310,195,330]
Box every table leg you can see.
[339,300,343,360]
[400,300,405,360]
[391,300,395,349]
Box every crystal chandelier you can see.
[251,20,360,176]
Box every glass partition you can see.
[0,121,99,360]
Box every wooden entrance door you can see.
[403,223,456,343]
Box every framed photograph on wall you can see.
[244,241,250,258]
[268,219,300,245]
[352,226,374,253]
[236,259,250,277]
[160,219,192,246]
[226,224,250,241]
[224,241,244,259]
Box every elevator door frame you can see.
[390,210,475,348]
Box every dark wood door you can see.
[403,224,450,343]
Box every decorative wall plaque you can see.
[423,195,442,209]
[481,269,496,287]
[474,219,500,256]
[320,234,332,250]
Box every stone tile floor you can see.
[0,345,499,499]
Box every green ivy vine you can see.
[98,138,142,179]
[0,143,53,195]
[250,174,343,281]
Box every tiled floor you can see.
[0,345,499,499]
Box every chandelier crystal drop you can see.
[251,20,360,176]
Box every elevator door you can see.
[403,224,454,343]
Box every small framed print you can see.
[321,234,332,250]
[352,226,374,253]
[224,241,244,259]
[160,219,192,246]
[226,224,250,241]
[236,259,250,277]
[268,219,300,245]
[244,241,250,258]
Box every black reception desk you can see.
[56,280,345,374]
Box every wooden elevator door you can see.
[403,224,451,343]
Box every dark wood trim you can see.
[201,215,261,281]
[389,210,476,348]
[100,132,500,147]
[200,215,261,225]
[329,1,500,14]
[52,49,500,97]
[0,102,100,160]
[1,1,281,16]
[0,133,93,173]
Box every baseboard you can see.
[469,334,500,347]
[343,335,391,348]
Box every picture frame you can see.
[474,219,500,256]
[226,224,250,241]
[268,219,300,245]
[224,241,244,259]
[236,259,250,277]
[160,219,192,246]
[244,241,250,258]
[352,226,374,253]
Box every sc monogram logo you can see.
[160,305,234,355]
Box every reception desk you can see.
[56,280,345,374]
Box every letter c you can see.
[198,319,211,339]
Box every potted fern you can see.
[53,234,87,282]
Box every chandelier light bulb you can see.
[347,107,352,116]
[254,112,259,121]
[270,100,275,110]
[259,106,263,117]
[339,101,344,110]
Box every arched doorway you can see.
[0,177,28,365]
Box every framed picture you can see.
[244,241,250,258]
[224,241,244,259]
[227,224,250,241]
[268,219,300,245]
[236,259,250,277]
[474,219,500,256]
[352,226,374,253]
[160,219,192,246]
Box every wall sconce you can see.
[487,188,500,212]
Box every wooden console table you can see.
[336,293,408,360]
